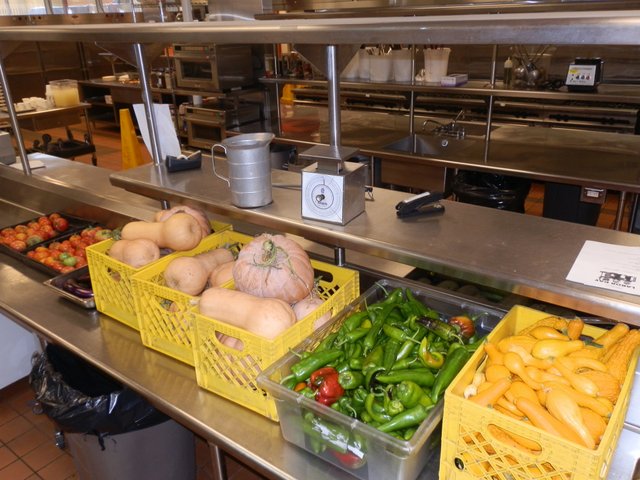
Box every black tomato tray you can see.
[0,213,95,276]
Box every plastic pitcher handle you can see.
[211,144,230,187]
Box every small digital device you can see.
[566,58,604,92]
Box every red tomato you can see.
[52,217,69,232]
[80,228,96,239]
[48,213,61,220]
[27,221,40,230]
[26,251,36,259]
[42,256,57,267]
[34,246,49,253]
[41,225,56,237]
[50,261,65,272]
[75,258,88,268]
[15,232,27,241]
[33,250,49,261]
[1,228,15,237]
[68,234,82,247]
[60,266,75,274]
[14,225,28,233]
[9,239,27,251]
[38,216,51,226]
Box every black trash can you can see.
[542,182,602,226]
[30,344,196,480]
[452,170,532,213]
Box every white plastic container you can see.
[423,48,451,83]
[392,49,413,82]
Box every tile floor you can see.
[3,120,632,480]
[0,377,266,480]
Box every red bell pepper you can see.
[309,366,344,406]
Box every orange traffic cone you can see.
[119,108,145,170]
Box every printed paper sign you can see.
[566,240,640,295]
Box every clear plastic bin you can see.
[258,278,505,480]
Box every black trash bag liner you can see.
[29,344,168,437]
[452,170,532,213]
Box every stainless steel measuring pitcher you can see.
[211,133,275,208]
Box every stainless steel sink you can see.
[382,133,477,157]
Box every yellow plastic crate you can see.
[131,230,254,366]
[86,221,231,331]
[192,259,360,421]
[440,305,639,480]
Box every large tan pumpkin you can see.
[232,233,314,304]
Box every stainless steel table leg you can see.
[615,191,627,231]
[208,442,228,480]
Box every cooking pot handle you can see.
[211,144,230,187]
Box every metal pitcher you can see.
[211,133,275,208]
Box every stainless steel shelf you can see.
[1,10,640,46]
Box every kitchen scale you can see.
[566,57,604,92]
[300,144,367,225]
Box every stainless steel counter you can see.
[1,157,640,479]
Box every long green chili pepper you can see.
[338,327,370,346]
[383,339,401,371]
[363,344,384,369]
[375,368,435,388]
[377,404,430,433]
[416,317,462,343]
[382,324,415,343]
[315,332,339,352]
[288,349,344,383]
[363,302,397,352]
[364,393,392,424]
[364,365,385,390]
[302,413,349,454]
[344,342,363,361]
[338,311,370,336]
[395,338,416,362]
[430,346,471,403]
[390,357,420,370]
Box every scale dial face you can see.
[302,173,344,223]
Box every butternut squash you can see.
[164,256,209,295]
[108,238,160,268]
[121,213,203,251]
[196,248,234,273]
[198,287,296,340]
[292,295,332,330]
[545,389,596,449]
[208,261,235,287]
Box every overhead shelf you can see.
[0,10,640,46]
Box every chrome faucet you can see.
[422,109,467,139]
